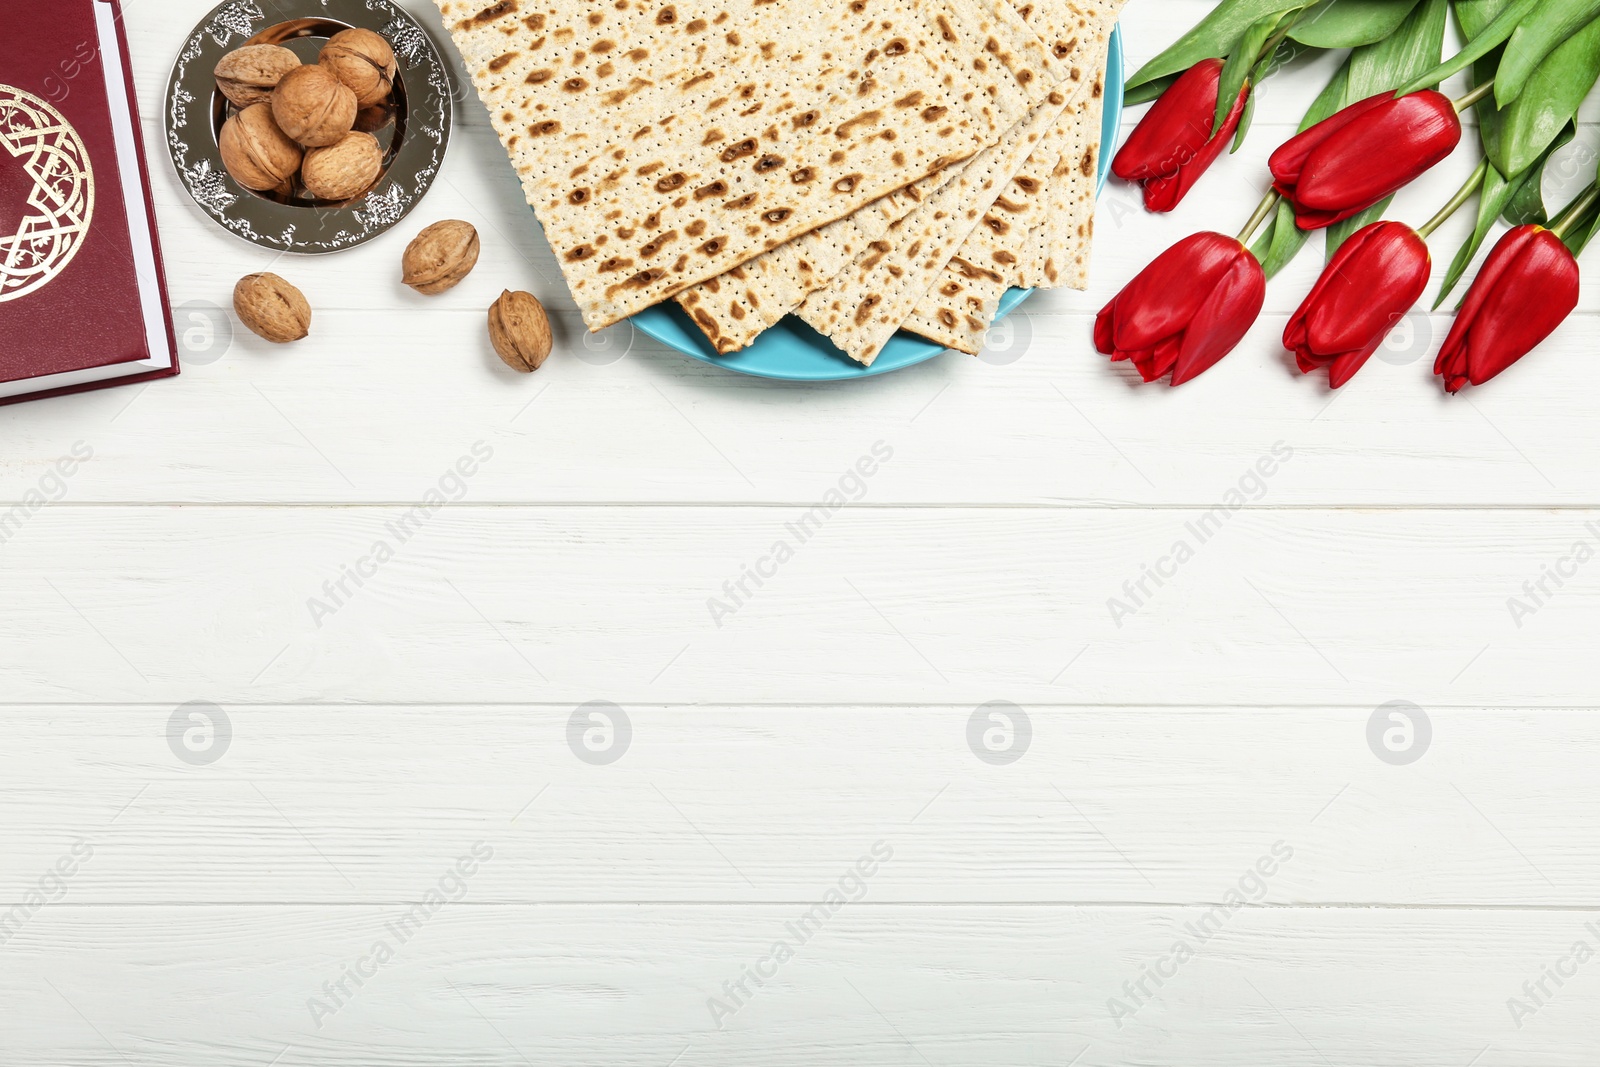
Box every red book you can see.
[0,0,179,404]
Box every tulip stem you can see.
[1451,81,1495,113]
[1551,182,1600,241]
[1238,188,1283,243]
[1417,160,1489,240]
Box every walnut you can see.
[234,273,311,343]
[218,104,303,192]
[488,290,552,372]
[320,28,398,109]
[403,220,481,295]
[271,64,357,147]
[214,44,301,108]
[302,131,384,201]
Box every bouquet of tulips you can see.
[1098,0,1600,391]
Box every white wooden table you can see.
[3,1,1597,1062]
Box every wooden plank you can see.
[0,506,1597,706]
[2,904,1593,1065]
[2,704,1596,905]
[5,292,1596,506]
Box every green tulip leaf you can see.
[1433,126,1575,307]
[1467,44,1510,162]
[1235,24,1302,149]
[1123,74,1180,107]
[1561,201,1600,258]
[1303,52,1353,129]
[1503,131,1580,226]
[1435,163,1514,308]
[1481,18,1600,175]
[1501,176,1550,226]
[1254,199,1314,279]
[1494,0,1600,106]
[1394,0,1539,96]
[1345,0,1448,100]
[1215,12,1284,134]
[1558,153,1600,257]
[1232,81,1260,151]
[1290,0,1425,48]
[1453,0,1516,40]
[1124,0,1310,91]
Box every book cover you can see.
[0,0,179,403]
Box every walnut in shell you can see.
[320,28,398,109]
[234,273,311,343]
[403,221,481,295]
[214,44,302,108]
[302,131,384,201]
[218,103,303,192]
[270,64,357,148]
[488,290,552,372]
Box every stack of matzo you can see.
[437,0,1124,364]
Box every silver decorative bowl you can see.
[165,0,453,253]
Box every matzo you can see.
[900,0,1115,350]
[675,167,958,355]
[1019,3,1120,289]
[899,136,1063,351]
[436,0,1062,330]
[672,0,1108,354]
[796,91,1068,366]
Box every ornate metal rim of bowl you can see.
[165,0,453,254]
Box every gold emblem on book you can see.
[0,85,96,305]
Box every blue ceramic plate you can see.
[627,25,1125,381]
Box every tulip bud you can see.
[1095,231,1266,386]
[1285,222,1432,388]
[1270,90,1461,230]
[1435,225,1579,393]
[1113,59,1250,213]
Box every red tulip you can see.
[1095,231,1265,385]
[1435,225,1579,393]
[1113,59,1250,212]
[1285,221,1431,388]
[1270,90,1461,230]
